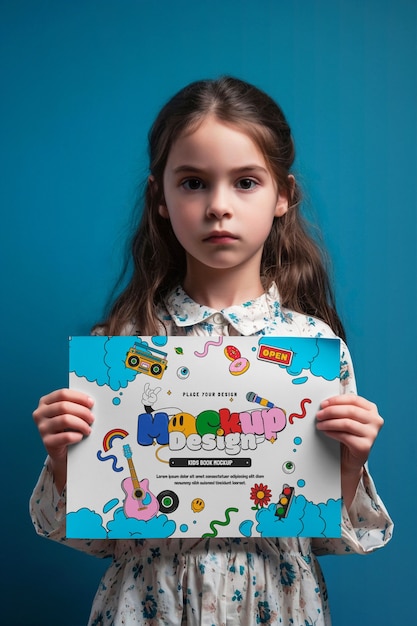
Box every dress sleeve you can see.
[29,458,116,559]
[312,340,394,555]
[338,340,357,394]
[312,465,393,555]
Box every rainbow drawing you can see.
[102,429,129,452]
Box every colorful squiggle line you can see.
[194,336,223,357]
[202,507,239,538]
[289,398,312,424]
[155,444,170,464]
[96,450,124,472]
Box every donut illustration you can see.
[224,344,250,375]
[224,345,241,361]
[229,357,250,375]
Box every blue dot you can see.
[297,479,306,488]
[112,397,121,406]
[293,437,302,445]
[180,524,188,533]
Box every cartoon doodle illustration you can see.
[138,383,183,460]
[194,336,223,357]
[96,429,129,472]
[282,461,295,474]
[289,398,311,424]
[224,345,240,361]
[191,498,205,513]
[202,507,239,538]
[275,484,295,519]
[139,382,169,446]
[96,451,124,472]
[177,366,190,379]
[141,382,162,413]
[224,344,250,375]
[257,336,340,384]
[157,490,179,514]
[165,403,288,452]
[68,336,342,539]
[246,391,275,409]
[291,377,308,385]
[250,483,272,510]
[257,343,293,367]
[103,428,129,452]
[137,410,170,446]
[155,446,170,464]
[125,342,168,380]
[229,357,250,375]
[122,444,159,520]
[103,498,120,513]
[168,412,197,437]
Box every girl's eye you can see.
[182,178,204,190]
[237,178,257,190]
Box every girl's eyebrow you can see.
[172,164,268,174]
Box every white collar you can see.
[163,283,290,336]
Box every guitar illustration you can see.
[122,444,159,521]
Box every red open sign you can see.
[257,345,293,367]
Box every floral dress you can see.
[30,284,393,626]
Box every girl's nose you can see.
[206,186,232,219]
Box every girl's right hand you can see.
[33,389,94,490]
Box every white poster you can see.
[67,335,341,539]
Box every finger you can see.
[33,390,94,425]
[39,388,94,408]
[33,400,95,429]
[316,405,374,426]
[43,429,87,450]
[316,417,369,437]
[39,411,93,435]
[320,394,377,412]
[317,400,383,430]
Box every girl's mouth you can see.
[204,232,238,244]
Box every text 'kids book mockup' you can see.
[67,335,342,539]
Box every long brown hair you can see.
[99,76,346,341]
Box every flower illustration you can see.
[250,483,272,509]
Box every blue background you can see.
[1,1,416,624]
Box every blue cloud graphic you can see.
[258,337,339,381]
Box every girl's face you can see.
[159,116,288,283]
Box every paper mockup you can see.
[67,335,342,539]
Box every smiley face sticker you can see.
[191,498,205,513]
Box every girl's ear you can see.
[158,203,170,219]
[274,174,295,217]
[149,175,169,218]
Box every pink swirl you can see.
[194,336,223,357]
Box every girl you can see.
[31,77,393,626]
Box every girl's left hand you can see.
[316,395,384,472]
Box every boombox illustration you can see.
[125,342,168,379]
